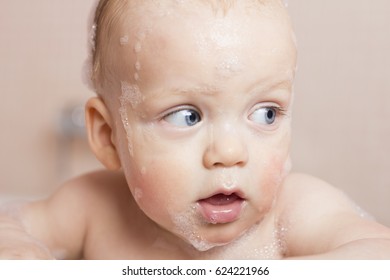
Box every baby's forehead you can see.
[116,0,281,30]
[114,0,289,49]
[93,0,293,92]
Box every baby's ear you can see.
[85,97,121,170]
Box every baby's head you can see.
[86,0,296,251]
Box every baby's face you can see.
[110,0,296,250]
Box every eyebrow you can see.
[149,78,293,99]
[149,85,220,99]
[171,85,220,96]
[247,78,293,96]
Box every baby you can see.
[1,0,390,259]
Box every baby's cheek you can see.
[272,153,291,181]
[281,156,292,179]
[130,160,186,217]
[267,132,292,184]
[259,153,290,201]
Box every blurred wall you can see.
[0,1,389,226]
[0,0,101,196]
[288,0,390,226]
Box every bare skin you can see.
[1,170,388,259]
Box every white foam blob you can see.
[134,187,143,202]
[215,54,244,79]
[120,81,143,109]
[119,106,134,156]
[170,207,223,252]
[134,41,142,53]
[118,81,145,157]
[135,61,141,71]
[89,24,97,51]
[210,19,241,50]
[215,168,239,191]
[252,226,288,259]
[140,167,147,176]
[120,35,129,45]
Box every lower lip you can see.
[197,195,244,224]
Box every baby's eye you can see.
[249,107,279,125]
[164,108,202,127]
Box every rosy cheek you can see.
[281,156,292,179]
[266,132,291,185]
[270,154,290,185]
[256,153,289,204]
[132,161,176,207]
[132,173,168,220]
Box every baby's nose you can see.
[203,123,248,169]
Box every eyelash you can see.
[161,105,287,127]
[249,105,287,125]
[268,106,287,117]
[162,106,202,127]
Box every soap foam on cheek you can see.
[134,187,143,202]
[133,168,147,202]
[140,166,147,176]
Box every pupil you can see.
[189,113,196,122]
[186,111,199,125]
[266,109,275,123]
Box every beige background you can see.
[1,0,389,226]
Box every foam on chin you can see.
[170,206,226,252]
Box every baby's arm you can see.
[281,173,390,259]
[0,202,54,259]
[0,175,91,259]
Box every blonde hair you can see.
[89,0,275,94]
[90,0,129,93]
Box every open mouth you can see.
[197,192,245,224]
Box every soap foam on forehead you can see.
[92,0,291,90]
[215,53,244,79]
[120,81,143,108]
[119,81,144,157]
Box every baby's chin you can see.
[186,236,227,252]
[182,221,255,253]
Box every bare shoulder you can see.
[275,173,390,257]
[278,173,352,209]
[45,170,130,219]
[58,169,130,205]
[25,170,131,259]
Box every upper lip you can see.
[199,188,246,201]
